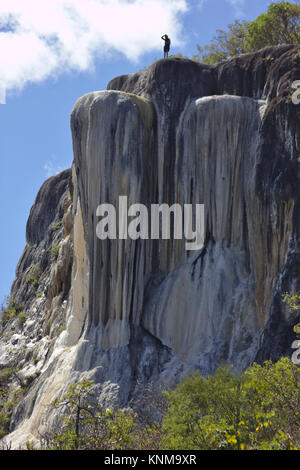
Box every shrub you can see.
[50,244,60,260]
[51,222,63,231]
[26,264,41,286]
[44,379,138,450]
[56,326,65,336]
[160,358,300,450]
[17,312,27,326]
[0,297,25,326]
[0,368,27,438]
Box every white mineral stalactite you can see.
[70,89,295,367]
[71,90,156,348]
[143,95,268,367]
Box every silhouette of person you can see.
[161,34,171,58]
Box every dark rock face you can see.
[108,45,297,99]
[11,169,72,306]
[216,45,294,97]
[26,169,72,245]
[1,45,300,447]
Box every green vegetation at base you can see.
[0,368,28,439]
[161,358,300,450]
[39,379,161,450]
[31,356,300,451]
[159,292,300,451]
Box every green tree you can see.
[160,358,300,450]
[245,358,300,445]
[245,2,300,51]
[196,1,300,64]
[49,379,95,450]
[160,365,253,450]
[45,379,138,450]
[0,296,25,326]
[0,368,28,439]
[195,20,250,65]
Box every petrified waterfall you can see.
[1,45,299,447]
[71,91,267,369]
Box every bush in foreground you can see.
[161,357,300,450]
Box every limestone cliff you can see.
[0,45,299,448]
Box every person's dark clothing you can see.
[163,37,170,52]
[161,35,171,57]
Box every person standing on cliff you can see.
[161,34,171,58]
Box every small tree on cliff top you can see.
[196,1,300,64]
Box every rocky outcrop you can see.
[0,45,299,447]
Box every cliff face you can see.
[1,45,300,447]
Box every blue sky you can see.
[0,0,274,305]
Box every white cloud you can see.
[188,0,206,10]
[226,0,245,18]
[0,0,188,93]
[44,154,71,177]
[0,82,6,104]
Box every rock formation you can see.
[0,45,299,448]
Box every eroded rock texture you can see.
[1,45,300,447]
